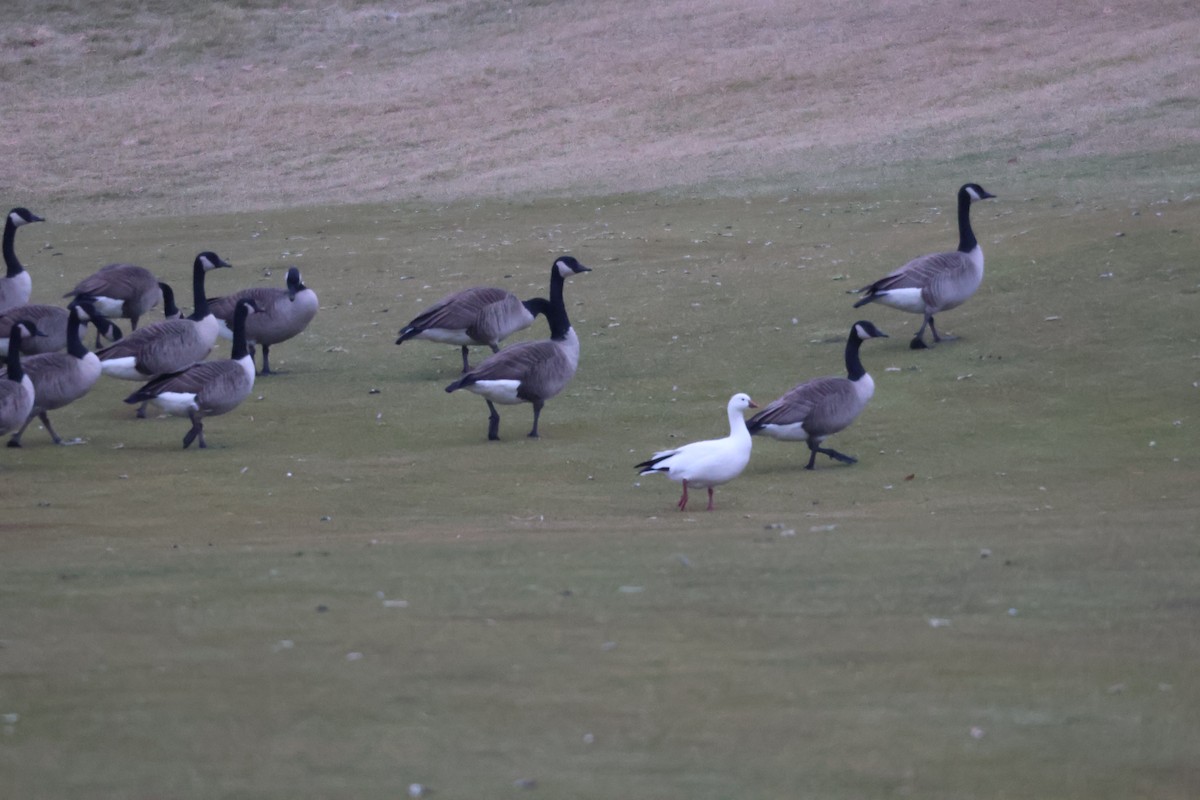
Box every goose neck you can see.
[3,219,21,278]
[956,188,979,253]
[844,330,867,381]
[231,306,252,360]
[5,327,24,381]
[547,267,572,340]
[191,262,211,319]
[66,309,89,359]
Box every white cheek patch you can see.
[465,379,523,404]
[10,211,25,226]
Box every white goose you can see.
[635,392,758,512]
[853,183,995,349]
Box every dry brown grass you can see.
[4,0,1198,221]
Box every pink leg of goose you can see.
[706,487,715,511]
[677,479,689,511]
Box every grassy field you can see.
[3,2,1200,799]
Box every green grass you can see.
[2,187,1199,798]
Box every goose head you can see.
[554,256,591,278]
[8,208,44,228]
[69,299,122,341]
[285,266,306,301]
[197,251,232,272]
[961,183,996,202]
[729,393,759,412]
[851,320,889,341]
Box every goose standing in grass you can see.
[747,320,888,469]
[396,263,574,372]
[0,321,43,438]
[95,251,231,415]
[124,298,259,449]
[444,256,590,439]
[209,266,318,374]
[6,303,104,447]
[635,393,758,512]
[64,263,164,332]
[0,208,45,314]
[0,303,122,357]
[853,183,995,349]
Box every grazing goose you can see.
[853,183,995,349]
[64,262,163,332]
[747,320,888,469]
[0,321,42,438]
[95,252,231,410]
[635,393,758,512]
[209,266,318,374]
[0,208,45,314]
[396,260,582,371]
[124,298,259,449]
[0,303,122,357]
[444,256,590,439]
[6,303,103,447]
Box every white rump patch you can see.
[149,391,199,417]
[100,357,147,381]
[465,379,523,404]
[90,296,125,319]
[872,287,925,314]
[755,421,809,442]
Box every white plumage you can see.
[635,393,758,512]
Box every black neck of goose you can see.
[231,305,252,360]
[3,218,21,278]
[546,267,572,341]
[160,283,179,318]
[66,309,88,359]
[956,187,979,253]
[5,327,24,381]
[190,261,211,320]
[844,329,867,381]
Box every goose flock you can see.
[4,182,995,510]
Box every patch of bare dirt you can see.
[4,0,1197,220]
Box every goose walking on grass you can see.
[0,208,45,314]
[747,320,888,469]
[444,256,590,440]
[635,393,758,512]
[6,303,104,447]
[124,298,259,449]
[396,260,588,372]
[64,263,164,332]
[0,303,122,357]
[853,183,995,349]
[95,251,232,415]
[209,266,318,375]
[0,321,43,438]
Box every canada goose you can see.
[209,266,318,374]
[0,321,43,437]
[0,208,45,314]
[6,303,104,447]
[747,320,889,469]
[124,298,259,449]
[444,256,590,439]
[396,265,566,372]
[853,183,995,349]
[635,393,758,512]
[0,303,122,357]
[64,263,163,332]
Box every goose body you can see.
[96,252,231,383]
[636,393,758,511]
[0,303,122,357]
[853,183,995,349]
[124,298,258,449]
[6,303,103,447]
[0,322,41,437]
[444,256,590,439]
[747,321,888,469]
[64,263,163,331]
[0,208,45,314]
[398,279,547,372]
[210,266,318,374]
